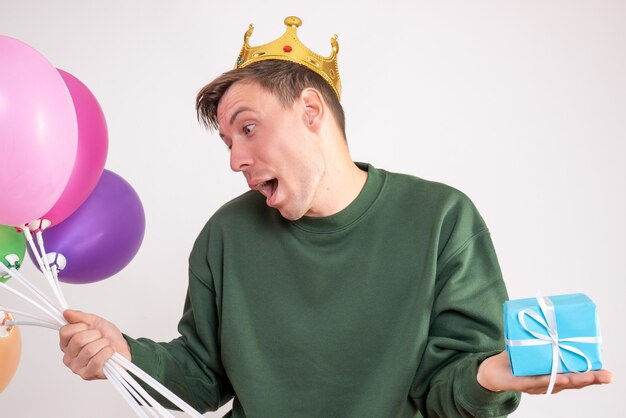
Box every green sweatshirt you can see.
[126,163,521,417]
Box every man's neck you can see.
[305,155,368,218]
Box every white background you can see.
[1,1,624,417]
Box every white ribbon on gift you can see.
[505,295,602,395]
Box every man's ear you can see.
[299,88,324,131]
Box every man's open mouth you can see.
[254,178,278,200]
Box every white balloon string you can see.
[112,354,204,418]
[108,362,172,418]
[21,226,49,276]
[117,377,150,412]
[21,228,64,310]
[116,364,175,418]
[0,263,64,324]
[107,361,165,417]
[50,266,69,310]
[0,280,64,326]
[104,364,150,418]
[34,231,55,285]
[0,305,58,325]
[9,266,57,305]
[35,230,69,310]
[4,266,65,322]
[106,363,150,408]
[4,320,60,331]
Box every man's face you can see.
[217,81,326,220]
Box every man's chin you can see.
[276,205,305,221]
[278,210,301,221]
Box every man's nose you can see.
[229,141,252,172]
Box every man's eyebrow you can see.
[230,106,253,126]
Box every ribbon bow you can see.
[505,295,602,395]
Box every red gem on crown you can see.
[283,45,292,52]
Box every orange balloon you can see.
[0,311,21,393]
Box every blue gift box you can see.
[503,293,603,376]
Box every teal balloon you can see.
[0,225,26,283]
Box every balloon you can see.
[0,311,21,393]
[0,36,78,227]
[41,69,108,227]
[32,170,145,284]
[0,225,26,283]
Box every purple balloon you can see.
[31,170,145,284]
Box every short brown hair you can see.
[195,60,346,138]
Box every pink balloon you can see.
[0,36,77,227]
[41,69,108,226]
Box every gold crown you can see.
[235,16,342,100]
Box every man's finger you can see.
[63,309,99,325]
[65,329,102,359]
[59,322,90,350]
[594,370,614,384]
[77,345,115,381]
[525,370,613,394]
[75,338,112,371]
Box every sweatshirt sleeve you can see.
[410,193,521,417]
[123,224,234,413]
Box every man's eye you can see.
[243,124,255,135]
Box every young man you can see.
[60,16,612,417]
